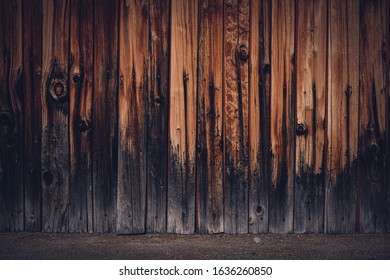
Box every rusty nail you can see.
[236,44,249,61]
[296,123,308,136]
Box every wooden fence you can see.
[0,0,389,234]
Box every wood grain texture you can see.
[387,0,390,234]
[0,0,24,231]
[294,0,326,233]
[23,0,42,232]
[358,0,388,233]
[69,0,93,233]
[93,0,118,233]
[196,0,224,234]
[117,0,149,234]
[168,0,198,234]
[146,0,169,233]
[248,0,271,233]
[223,0,250,234]
[41,0,70,232]
[325,0,359,233]
[269,0,295,234]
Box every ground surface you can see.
[0,233,389,260]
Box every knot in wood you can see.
[42,170,54,186]
[296,123,308,136]
[369,141,380,155]
[77,119,92,132]
[49,79,67,101]
[236,44,249,61]
[72,73,80,84]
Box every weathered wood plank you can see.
[269,0,295,234]
[0,0,24,232]
[117,0,149,234]
[248,0,271,233]
[69,0,93,233]
[146,0,169,233]
[168,0,198,234]
[358,0,388,233]
[196,0,224,234]
[387,0,390,234]
[41,0,70,233]
[23,0,42,232]
[294,0,326,233]
[223,0,250,234]
[325,0,359,233]
[93,0,118,233]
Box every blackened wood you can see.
[41,0,70,233]
[325,0,359,233]
[117,0,149,234]
[248,0,271,233]
[69,0,93,233]
[294,0,326,233]
[168,0,198,234]
[146,0,169,233]
[93,0,118,233]
[223,0,250,234]
[269,0,295,234]
[23,0,42,232]
[358,0,388,233]
[0,0,24,232]
[196,0,224,234]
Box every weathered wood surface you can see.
[168,0,198,234]
[223,0,250,234]
[358,0,388,233]
[93,0,118,233]
[41,0,70,233]
[325,0,359,233]
[294,0,327,233]
[69,0,93,233]
[0,0,388,234]
[196,0,224,234]
[248,0,271,233]
[0,0,24,232]
[23,0,42,232]
[146,0,169,233]
[117,0,149,234]
[269,0,295,234]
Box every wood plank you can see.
[117,0,149,234]
[196,0,224,234]
[23,0,42,232]
[223,0,250,234]
[93,0,119,233]
[294,0,326,233]
[325,0,359,233]
[387,0,390,234]
[248,0,271,233]
[41,0,70,233]
[269,0,295,233]
[358,0,388,233]
[0,0,24,231]
[146,0,169,233]
[168,0,198,234]
[69,0,93,233]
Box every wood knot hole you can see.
[296,123,308,136]
[77,119,92,132]
[236,44,249,61]
[72,73,80,84]
[256,205,264,216]
[369,142,380,155]
[49,79,67,101]
[43,170,54,186]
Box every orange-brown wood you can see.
[294,0,327,233]
[118,0,149,234]
[196,0,224,234]
[93,0,119,233]
[269,0,295,234]
[168,0,198,234]
[358,0,388,233]
[325,0,359,233]
[69,0,93,233]
[248,0,271,233]
[41,0,70,232]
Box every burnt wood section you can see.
[0,0,389,234]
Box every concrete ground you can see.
[0,233,389,259]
